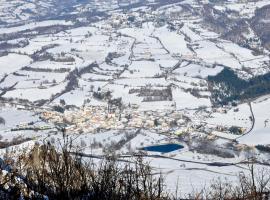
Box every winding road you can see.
[236,101,255,140]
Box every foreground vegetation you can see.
[0,137,270,200]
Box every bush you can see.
[2,135,168,200]
[1,135,270,199]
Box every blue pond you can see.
[142,144,184,153]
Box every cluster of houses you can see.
[40,105,247,139]
[41,105,190,134]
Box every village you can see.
[40,103,246,140]
[41,105,185,133]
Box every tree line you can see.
[208,68,270,105]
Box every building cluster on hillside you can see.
[106,5,184,30]
[41,105,189,134]
[40,104,247,138]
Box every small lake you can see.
[141,143,184,153]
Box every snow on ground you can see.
[139,101,175,111]
[206,103,251,129]
[217,41,269,70]
[0,54,32,76]
[153,26,193,57]
[0,20,73,34]
[173,63,223,78]
[121,61,162,78]
[239,98,270,145]
[54,88,90,107]
[113,77,169,87]
[206,97,270,145]
[1,75,64,90]
[150,156,239,195]
[172,88,211,109]
[214,0,270,18]
[0,107,51,142]
[195,40,242,68]
[29,60,76,70]
[0,108,38,131]
[53,79,108,107]
[180,24,202,42]
[104,83,142,105]
[3,81,67,101]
